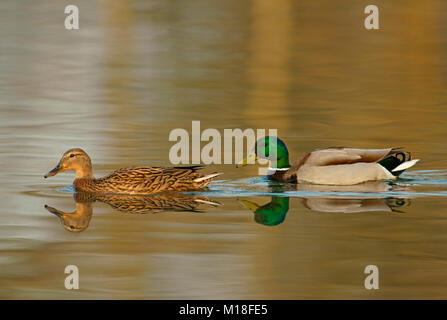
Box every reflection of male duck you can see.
[302,198,410,213]
[296,181,410,213]
[295,180,399,194]
[238,185,289,226]
[45,192,221,232]
[238,182,411,226]
[239,196,289,226]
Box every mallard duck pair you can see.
[44,137,419,194]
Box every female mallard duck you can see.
[44,148,222,194]
[237,136,419,185]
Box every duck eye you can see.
[69,154,75,158]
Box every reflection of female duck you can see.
[45,199,93,232]
[89,192,221,214]
[45,192,221,232]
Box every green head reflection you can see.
[238,185,289,226]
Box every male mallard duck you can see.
[237,136,419,185]
[44,148,222,194]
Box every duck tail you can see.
[193,172,223,183]
[378,150,419,176]
[193,198,222,206]
[391,159,420,173]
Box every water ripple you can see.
[192,170,447,199]
[22,170,447,200]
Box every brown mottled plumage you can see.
[44,148,222,194]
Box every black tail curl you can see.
[378,150,411,176]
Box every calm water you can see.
[1,0,447,299]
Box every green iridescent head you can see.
[238,136,290,169]
[236,136,291,169]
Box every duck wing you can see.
[300,147,395,167]
[97,166,204,194]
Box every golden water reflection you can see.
[45,180,413,232]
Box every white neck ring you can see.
[268,167,290,171]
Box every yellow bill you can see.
[236,152,257,168]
